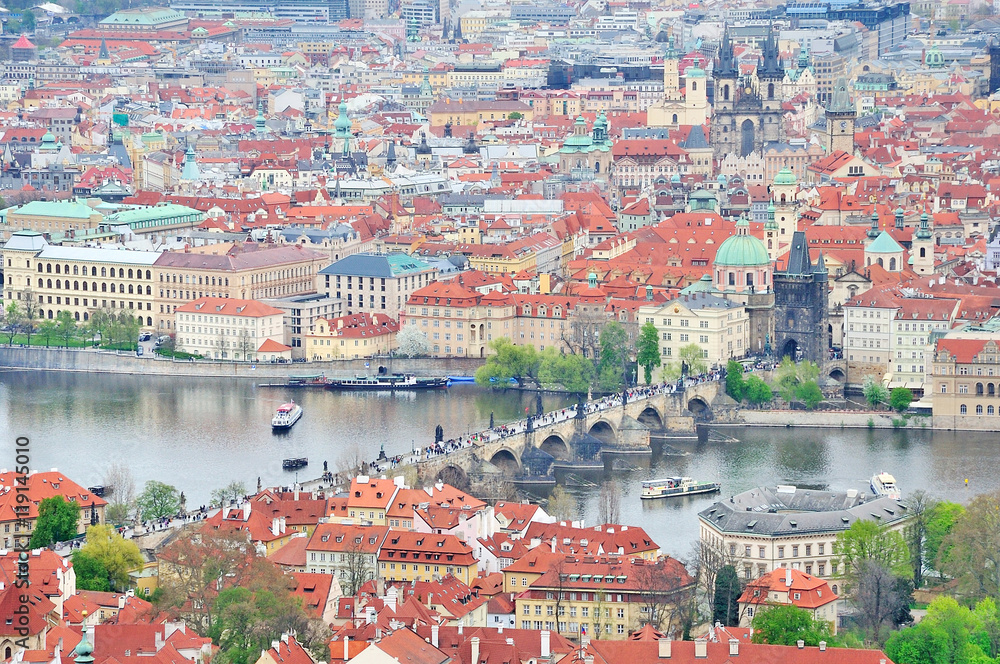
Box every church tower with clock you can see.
[825,77,856,154]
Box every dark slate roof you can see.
[680,125,709,150]
[781,231,813,276]
[699,485,911,537]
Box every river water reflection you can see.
[2,370,996,556]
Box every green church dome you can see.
[774,167,797,185]
[713,217,770,267]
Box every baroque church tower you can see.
[710,26,785,159]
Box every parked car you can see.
[138,333,151,342]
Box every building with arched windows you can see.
[931,338,1000,431]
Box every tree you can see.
[713,565,742,626]
[598,320,630,391]
[678,343,707,376]
[774,358,820,402]
[725,360,745,401]
[536,348,595,394]
[630,557,694,633]
[507,111,523,120]
[904,490,938,589]
[751,605,832,646]
[636,321,662,384]
[395,324,430,358]
[890,387,914,414]
[21,11,35,31]
[56,310,76,347]
[211,481,248,507]
[794,380,823,410]
[597,480,621,524]
[744,376,773,406]
[103,462,137,525]
[30,495,80,548]
[474,338,538,387]
[926,501,964,576]
[851,560,913,644]
[885,623,951,664]
[834,519,912,589]
[37,319,57,346]
[941,490,1000,600]
[136,480,181,520]
[4,301,22,344]
[864,375,889,409]
[887,596,999,664]
[237,328,254,361]
[72,550,111,591]
[546,486,576,521]
[78,524,143,590]
[22,289,37,346]
[342,533,377,596]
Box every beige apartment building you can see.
[154,245,328,331]
[930,337,1000,430]
[174,297,289,361]
[3,230,159,327]
[318,253,438,319]
[402,281,516,358]
[638,292,750,373]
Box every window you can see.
[961,404,968,414]
[778,546,784,558]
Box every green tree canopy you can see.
[56,310,77,347]
[713,564,742,626]
[890,387,914,414]
[136,480,181,520]
[30,495,80,548]
[864,375,889,409]
[678,343,706,376]
[80,524,143,590]
[211,481,248,507]
[794,380,823,410]
[474,338,538,387]
[751,604,832,646]
[941,490,1000,600]
[636,321,662,385]
[834,519,912,587]
[744,375,773,406]
[597,321,630,391]
[71,549,110,592]
[536,348,595,394]
[926,501,965,575]
[725,360,745,401]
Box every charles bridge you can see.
[414,380,730,487]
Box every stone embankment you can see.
[0,346,482,378]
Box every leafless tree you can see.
[631,557,697,636]
[238,328,254,361]
[562,304,609,359]
[471,473,517,503]
[22,289,37,345]
[336,442,365,481]
[103,462,137,524]
[852,560,911,645]
[598,480,622,524]
[342,533,376,596]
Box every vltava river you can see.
[2,371,997,557]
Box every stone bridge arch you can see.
[637,406,664,430]
[489,448,521,474]
[828,366,846,383]
[588,420,617,446]
[435,464,470,491]
[687,396,713,422]
[539,434,569,460]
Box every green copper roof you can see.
[680,273,714,294]
[714,219,770,267]
[774,167,796,185]
[13,200,97,220]
[866,230,904,254]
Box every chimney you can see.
[785,566,792,587]
[541,630,551,658]
[551,536,556,553]
[118,594,126,609]
[471,636,480,664]
[797,640,805,649]
[729,639,739,656]
[272,517,281,537]
[458,622,464,635]
[657,639,671,659]
[431,624,439,648]
[819,641,827,652]
[344,636,350,661]
[694,639,707,659]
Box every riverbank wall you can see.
[0,346,484,379]
[717,410,928,429]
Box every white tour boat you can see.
[870,472,901,500]
[271,402,303,429]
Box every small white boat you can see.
[870,472,901,500]
[272,402,303,429]
[641,477,720,500]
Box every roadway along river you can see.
[2,370,998,557]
